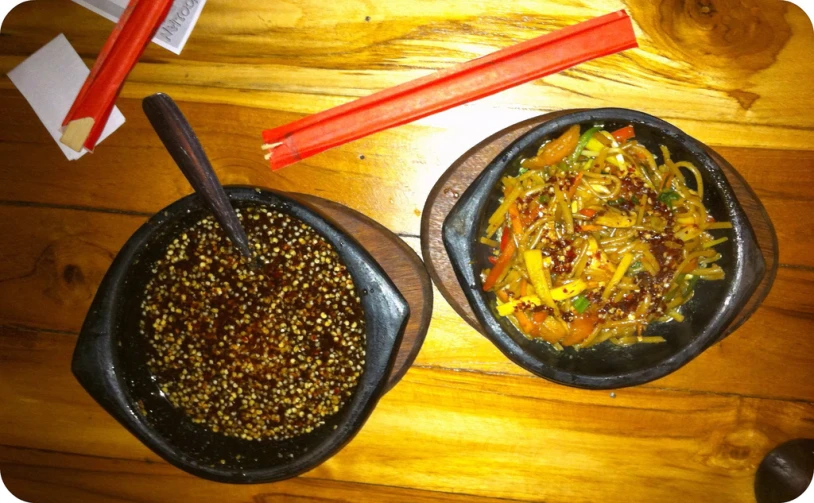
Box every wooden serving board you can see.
[420,111,778,338]
[294,194,432,392]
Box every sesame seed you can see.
[142,206,365,441]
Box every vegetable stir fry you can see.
[480,124,731,350]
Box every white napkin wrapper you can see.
[6,34,126,161]
[72,0,207,55]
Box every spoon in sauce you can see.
[142,93,256,263]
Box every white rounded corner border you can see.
[0,469,28,503]
[0,0,33,32]
[786,0,814,29]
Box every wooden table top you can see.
[1,1,813,501]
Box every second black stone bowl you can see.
[443,108,765,389]
[72,187,409,483]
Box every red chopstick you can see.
[262,10,638,170]
[60,0,173,152]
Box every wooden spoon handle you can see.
[142,93,252,258]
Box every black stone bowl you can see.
[443,108,765,389]
[72,187,409,483]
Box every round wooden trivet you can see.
[293,193,433,392]
[419,111,778,340]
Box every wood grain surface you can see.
[1,0,813,501]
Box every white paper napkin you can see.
[72,0,207,55]
[7,33,126,160]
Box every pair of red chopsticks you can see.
[62,7,637,158]
[61,0,173,152]
[262,10,638,171]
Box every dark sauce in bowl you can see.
[141,206,365,441]
[73,187,410,482]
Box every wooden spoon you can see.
[142,93,254,261]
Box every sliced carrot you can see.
[536,316,567,343]
[522,156,549,171]
[561,314,599,346]
[567,172,584,201]
[483,237,516,291]
[515,311,534,333]
[529,306,549,340]
[499,225,511,251]
[488,255,498,265]
[519,279,528,297]
[496,289,510,302]
[611,125,635,142]
[508,203,524,235]
[538,125,580,166]
[579,208,597,218]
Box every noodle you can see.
[480,123,730,349]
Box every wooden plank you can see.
[0,205,142,333]
[1,0,811,152]
[0,95,813,268]
[1,325,813,502]
[1,204,813,400]
[0,450,521,503]
[0,92,431,237]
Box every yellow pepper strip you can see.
[585,137,604,152]
[543,268,554,289]
[485,185,523,238]
[496,295,542,316]
[704,222,733,230]
[550,280,587,301]
[488,186,523,227]
[586,137,622,167]
[587,236,598,255]
[594,211,635,228]
[602,252,634,300]
[666,309,685,322]
[702,236,729,249]
[523,249,558,313]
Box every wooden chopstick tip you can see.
[262,142,283,161]
[60,118,95,153]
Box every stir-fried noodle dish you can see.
[480,124,731,350]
